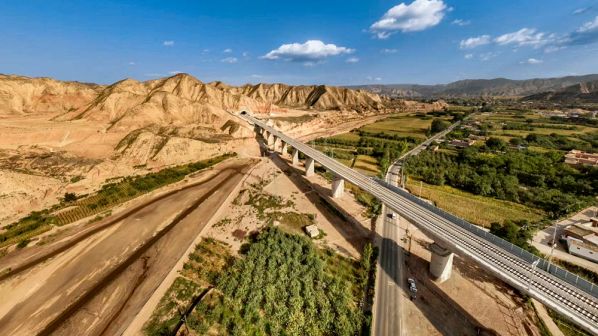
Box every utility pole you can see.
[528,259,540,291]
[547,220,559,273]
[400,167,404,188]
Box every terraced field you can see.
[405,179,545,227]
[360,115,443,140]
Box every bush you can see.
[63,192,77,203]
[16,238,31,249]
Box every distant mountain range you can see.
[348,74,598,98]
[522,80,598,104]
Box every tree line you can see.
[404,147,597,218]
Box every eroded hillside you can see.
[0,73,441,224]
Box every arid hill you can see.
[522,80,598,104]
[2,73,387,117]
[1,73,422,224]
[232,82,384,111]
[0,74,101,116]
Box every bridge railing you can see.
[373,178,598,298]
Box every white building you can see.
[567,239,598,263]
[563,224,598,263]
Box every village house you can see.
[564,150,598,167]
[450,139,476,148]
[562,222,598,263]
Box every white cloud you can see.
[577,16,598,33]
[370,0,447,38]
[242,51,249,57]
[366,76,382,81]
[381,48,399,54]
[494,28,555,48]
[221,57,238,64]
[521,58,543,64]
[560,16,598,47]
[346,57,360,63]
[573,7,591,15]
[459,35,491,49]
[464,53,474,59]
[262,40,354,63]
[163,40,175,47]
[452,19,470,26]
[479,52,497,61]
[145,73,164,77]
[168,70,183,75]
[544,45,565,53]
[250,74,263,79]
[465,17,598,54]
[128,61,136,65]
[223,48,232,53]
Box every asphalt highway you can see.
[373,164,405,336]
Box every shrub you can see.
[63,192,78,203]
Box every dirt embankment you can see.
[0,159,255,336]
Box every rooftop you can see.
[564,224,596,238]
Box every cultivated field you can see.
[405,179,545,227]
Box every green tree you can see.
[485,137,507,151]
[430,118,451,134]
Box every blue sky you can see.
[1,0,597,85]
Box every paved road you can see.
[243,113,598,335]
[399,117,463,161]
[373,165,405,336]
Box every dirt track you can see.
[0,159,254,336]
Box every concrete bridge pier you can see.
[292,148,299,165]
[331,175,344,198]
[273,136,280,151]
[281,141,288,156]
[429,242,454,283]
[266,132,274,147]
[305,156,315,177]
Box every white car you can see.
[407,278,417,292]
